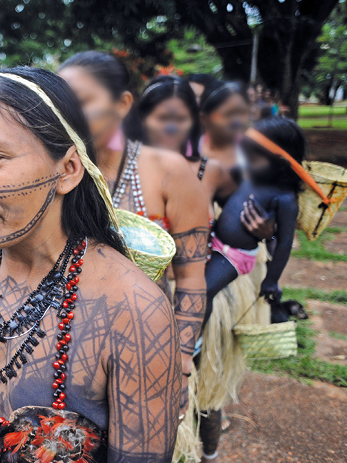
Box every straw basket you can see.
[116,209,176,282]
[233,321,297,359]
[297,161,347,241]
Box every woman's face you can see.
[202,93,249,144]
[0,109,63,248]
[142,96,193,153]
[59,66,125,149]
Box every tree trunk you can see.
[277,28,301,120]
[288,83,300,120]
[250,32,259,83]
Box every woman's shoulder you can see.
[203,158,235,197]
[140,144,193,174]
[204,158,226,179]
[84,242,172,317]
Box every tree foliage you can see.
[302,0,347,104]
[0,0,342,117]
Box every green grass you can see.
[249,319,347,387]
[329,331,347,342]
[299,106,347,117]
[250,283,347,386]
[298,117,347,130]
[292,228,347,262]
[282,287,347,306]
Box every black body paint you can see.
[205,180,298,321]
[0,174,59,244]
[172,227,209,266]
[174,288,206,356]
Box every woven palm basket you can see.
[233,321,297,359]
[116,209,176,282]
[297,161,347,241]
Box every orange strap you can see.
[244,127,332,206]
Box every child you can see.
[204,117,306,325]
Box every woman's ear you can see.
[56,146,84,195]
[116,91,134,119]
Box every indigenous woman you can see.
[59,51,209,421]
[197,82,275,463]
[139,76,275,463]
[0,67,181,462]
[139,75,235,221]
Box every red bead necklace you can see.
[51,238,86,411]
[0,237,87,450]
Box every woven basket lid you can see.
[116,209,176,282]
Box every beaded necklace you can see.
[0,235,87,414]
[112,140,147,216]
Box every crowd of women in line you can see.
[0,51,307,463]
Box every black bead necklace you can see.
[0,234,81,384]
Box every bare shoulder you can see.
[203,158,226,183]
[277,190,299,215]
[84,242,173,320]
[141,144,193,176]
[203,158,234,197]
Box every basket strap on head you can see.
[244,128,335,207]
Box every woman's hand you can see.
[260,281,282,303]
[240,194,276,240]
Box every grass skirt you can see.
[172,243,270,460]
[197,242,270,411]
[173,364,201,463]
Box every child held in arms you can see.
[205,117,306,324]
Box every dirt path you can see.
[324,232,347,255]
[219,372,347,463]
[308,300,347,365]
[329,210,347,229]
[304,130,347,168]
[217,164,347,463]
[280,258,347,291]
[280,203,347,290]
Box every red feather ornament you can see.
[0,406,106,462]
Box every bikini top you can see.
[112,141,170,232]
[0,406,107,462]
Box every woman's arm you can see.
[260,194,298,301]
[107,281,182,462]
[165,154,209,414]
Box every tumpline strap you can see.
[244,127,333,206]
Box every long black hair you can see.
[242,116,306,194]
[187,73,215,88]
[139,75,201,161]
[200,80,249,114]
[0,66,126,255]
[59,50,143,142]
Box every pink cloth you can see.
[107,127,124,151]
[211,236,258,275]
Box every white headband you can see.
[141,79,181,99]
[201,83,237,110]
